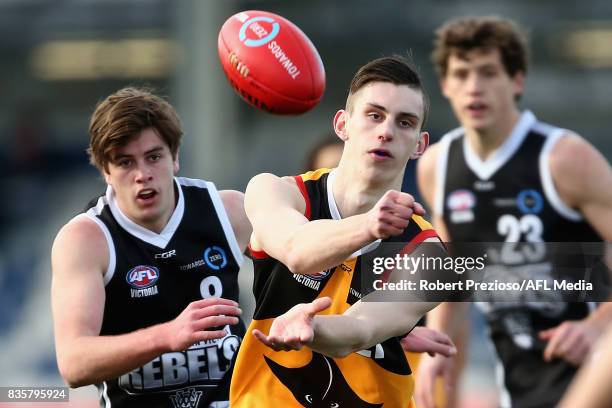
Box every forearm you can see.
[57,322,170,387]
[426,302,469,340]
[308,315,376,358]
[309,301,431,358]
[558,326,612,408]
[585,302,612,331]
[283,215,374,275]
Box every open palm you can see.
[253,297,332,351]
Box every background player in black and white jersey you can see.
[51,87,251,407]
[415,17,612,408]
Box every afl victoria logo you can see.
[239,16,280,47]
[126,265,160,289]
[447,189,476,211]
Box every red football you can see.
[218,10,325,115]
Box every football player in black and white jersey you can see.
[51,87,251,408]
[415,17,612,408]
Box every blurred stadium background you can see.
[0,0,610,406]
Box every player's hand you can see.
[253,297,332,351]
[539,319,602,366]
[400,327,457,357]
[366,190,426,240]
[167,298,241,351]
[415,353,457,408]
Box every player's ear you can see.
[411,131,429,159]
[512,71,525,99]
[103,167,112,185]
[173,154,180,174]
[333,110,348,141]
[440,79,449,98]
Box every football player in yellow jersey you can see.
[231,55,455,407]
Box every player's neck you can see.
[464,109,521,160]
[332,166,402,217]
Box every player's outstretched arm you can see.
[557,324,612,408]
[51,217,241,388]
[415,142,468,408]
[245,172,424,275]
[254,295,439,358]
[400,326,457,357]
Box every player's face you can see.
[441,48,524,134]
[337,82,428,182]
[104,127,179,233]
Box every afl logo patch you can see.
[203,246,228,270]
[308,268,332,281]
[126,265,160,289]
[447,189,476,211]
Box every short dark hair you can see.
[88,87,183,172]
[346,55,429,128]
[432,16,529,78]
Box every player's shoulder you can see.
[52,214,108,262]
[419,139,443,169]
[418,129,462,178]
[246,172,300,193]
[245,172,307,212]
[58,214,105,241]
[549,131,604,178]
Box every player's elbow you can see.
[58,361,89,388]
[57,352,94,388]
[284,249,317,275]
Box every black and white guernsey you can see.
[436,111,602,408]
[82,177,245,408]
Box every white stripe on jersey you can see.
[434,127,463,217]
[538,128,583,221]
[81,197,117,286]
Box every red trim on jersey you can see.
[380,229,440,283]
[293,175,312,220]
[248,243,270,259]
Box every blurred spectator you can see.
[303,134,343,171]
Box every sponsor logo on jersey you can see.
[473,180,495,191]
[447,189,476,223]
[292,274,321,290]
[155,249,176,259]
[307,267,333,281]
[118,334,241,394]
[517,189,544,214]
[126,265,160,298]
[126,265,159,288]
[339,263,353,273]
[493,198,517,208]
[204,246,228,270]
[169,387,202,408]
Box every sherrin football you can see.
[218,10,325,115]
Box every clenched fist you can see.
[365,190,425,239]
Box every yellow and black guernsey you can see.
[230,169,439,407]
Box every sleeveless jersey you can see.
[83,177,245,408]
[230,168,439,407]
[436,111,602,408]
